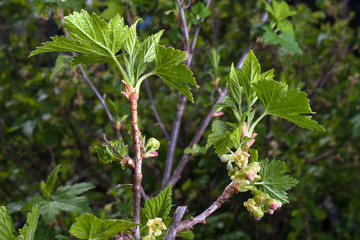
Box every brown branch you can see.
[165,2,271,188]
[122,81,142,240]
[163,206,187,240]
[165,181,240,239]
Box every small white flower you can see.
[146,217,167,237]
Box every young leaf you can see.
[264,0,297,23]
[227,64,242,106]
[133,30,164,81]
[94,139,128,164]
[30,10,129,64]
[144,186,172,221]
[40,165,61,199]
[177,230,195,239]
[16,205,40,240]
[206,120,235,157]
[69,213,136,239]
[123,19,140,56]
[257,159,298,203]
[253,78,325,131]
[40,183,95,223]
[154,46,198,102]
[229,123,243,149]
[263,26,302,55]
[0,206,17,240]
[229,50,260,101]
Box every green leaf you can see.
[206,120,235,157]
[260,69,274,81]
[50,55,72,80]
[144,186,172,221]
[0,206,17,240]
[263,26,302,54]
[230,50,261,101]
[40,183,95,223]
[154,46,198,102]
[30,10,129,64]
[229,123,243,149]
[100,1,125,19]
[264,0,297,23]
[133,30,164,81]
[94,139,128,164]
[177,230,194,239]
[277,20,295,35]
[16,205,40,240]
[258,159,298,203]
[41,165,61,199]
[69,213,136,240]
[123,19,140,56]
[71,55,111,65]
[253,78,325,131]
[227,64,242,106]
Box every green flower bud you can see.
[253,208,264,220]
[244,199,257,213]
[145,138,160,153]
[253,192,268,206]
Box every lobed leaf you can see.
[263,26,302,54]
[206,120,235,157]
[40,183,95,223]
[258,159,298,203]
[253,78,325,131]
[69,213,136,239]
[264,0,297,23]
[30,10,129,65]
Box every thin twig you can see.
[165,2,271,188]
[59,9,121,140]
[144,79,170,140]
[162,0,211,188]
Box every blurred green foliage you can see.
[1,0,359,239]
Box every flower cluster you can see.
[243,192,282,220]
[222,148,260,189]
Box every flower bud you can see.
[253,193,268,206]
[244,199,257,213]
[253,208,264,220]
[246,171,255,181]
[145,138,160,153]
[267,209,274,215]
[143,151,159,158]
[220,154,232,163]
[267,199,278,211]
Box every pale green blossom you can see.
[146,217,167,238]
[231,148,250,169]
